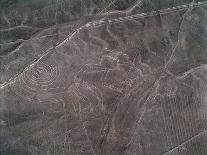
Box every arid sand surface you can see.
[1,0,207,155]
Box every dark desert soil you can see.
[1,0,207,155]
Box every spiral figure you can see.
[25,62,58,88]
[9,61,59,101]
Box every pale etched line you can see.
[95,0,194,26]
[99,1,207,26]
[1,1,207,89]
[74,89,97,155]
[0,47,53,89]
[176,64,207,79]
[74,64,105,111]
[75,32,90,54]
[128,49,144,76]
[192,74,207,86]
[161,102,173,149]
[89,32,108,49]
[84,82,105,111]
[105,23,121,44]
[96,0,119,15]
[2,0,66,19]
[126,0,143,14]
[9,0,109,21]
[100,0,143,17]
[119,84,153,129]
[56,23,90,48]
[109,0,118,8]
[3,42,25,57]
[124,77,163,149]
[1,113,70,151]
[80,69,108,75]
[164,0,195,70]
[161,130,207,155]
[2,14,11,26]
[0,22,89,89]
[2,1,206,48]
[97,73,161,149]
[0,39,24,46]
[0,29,71,57]
[0,25,36,32]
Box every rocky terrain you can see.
[1,0,207,155]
